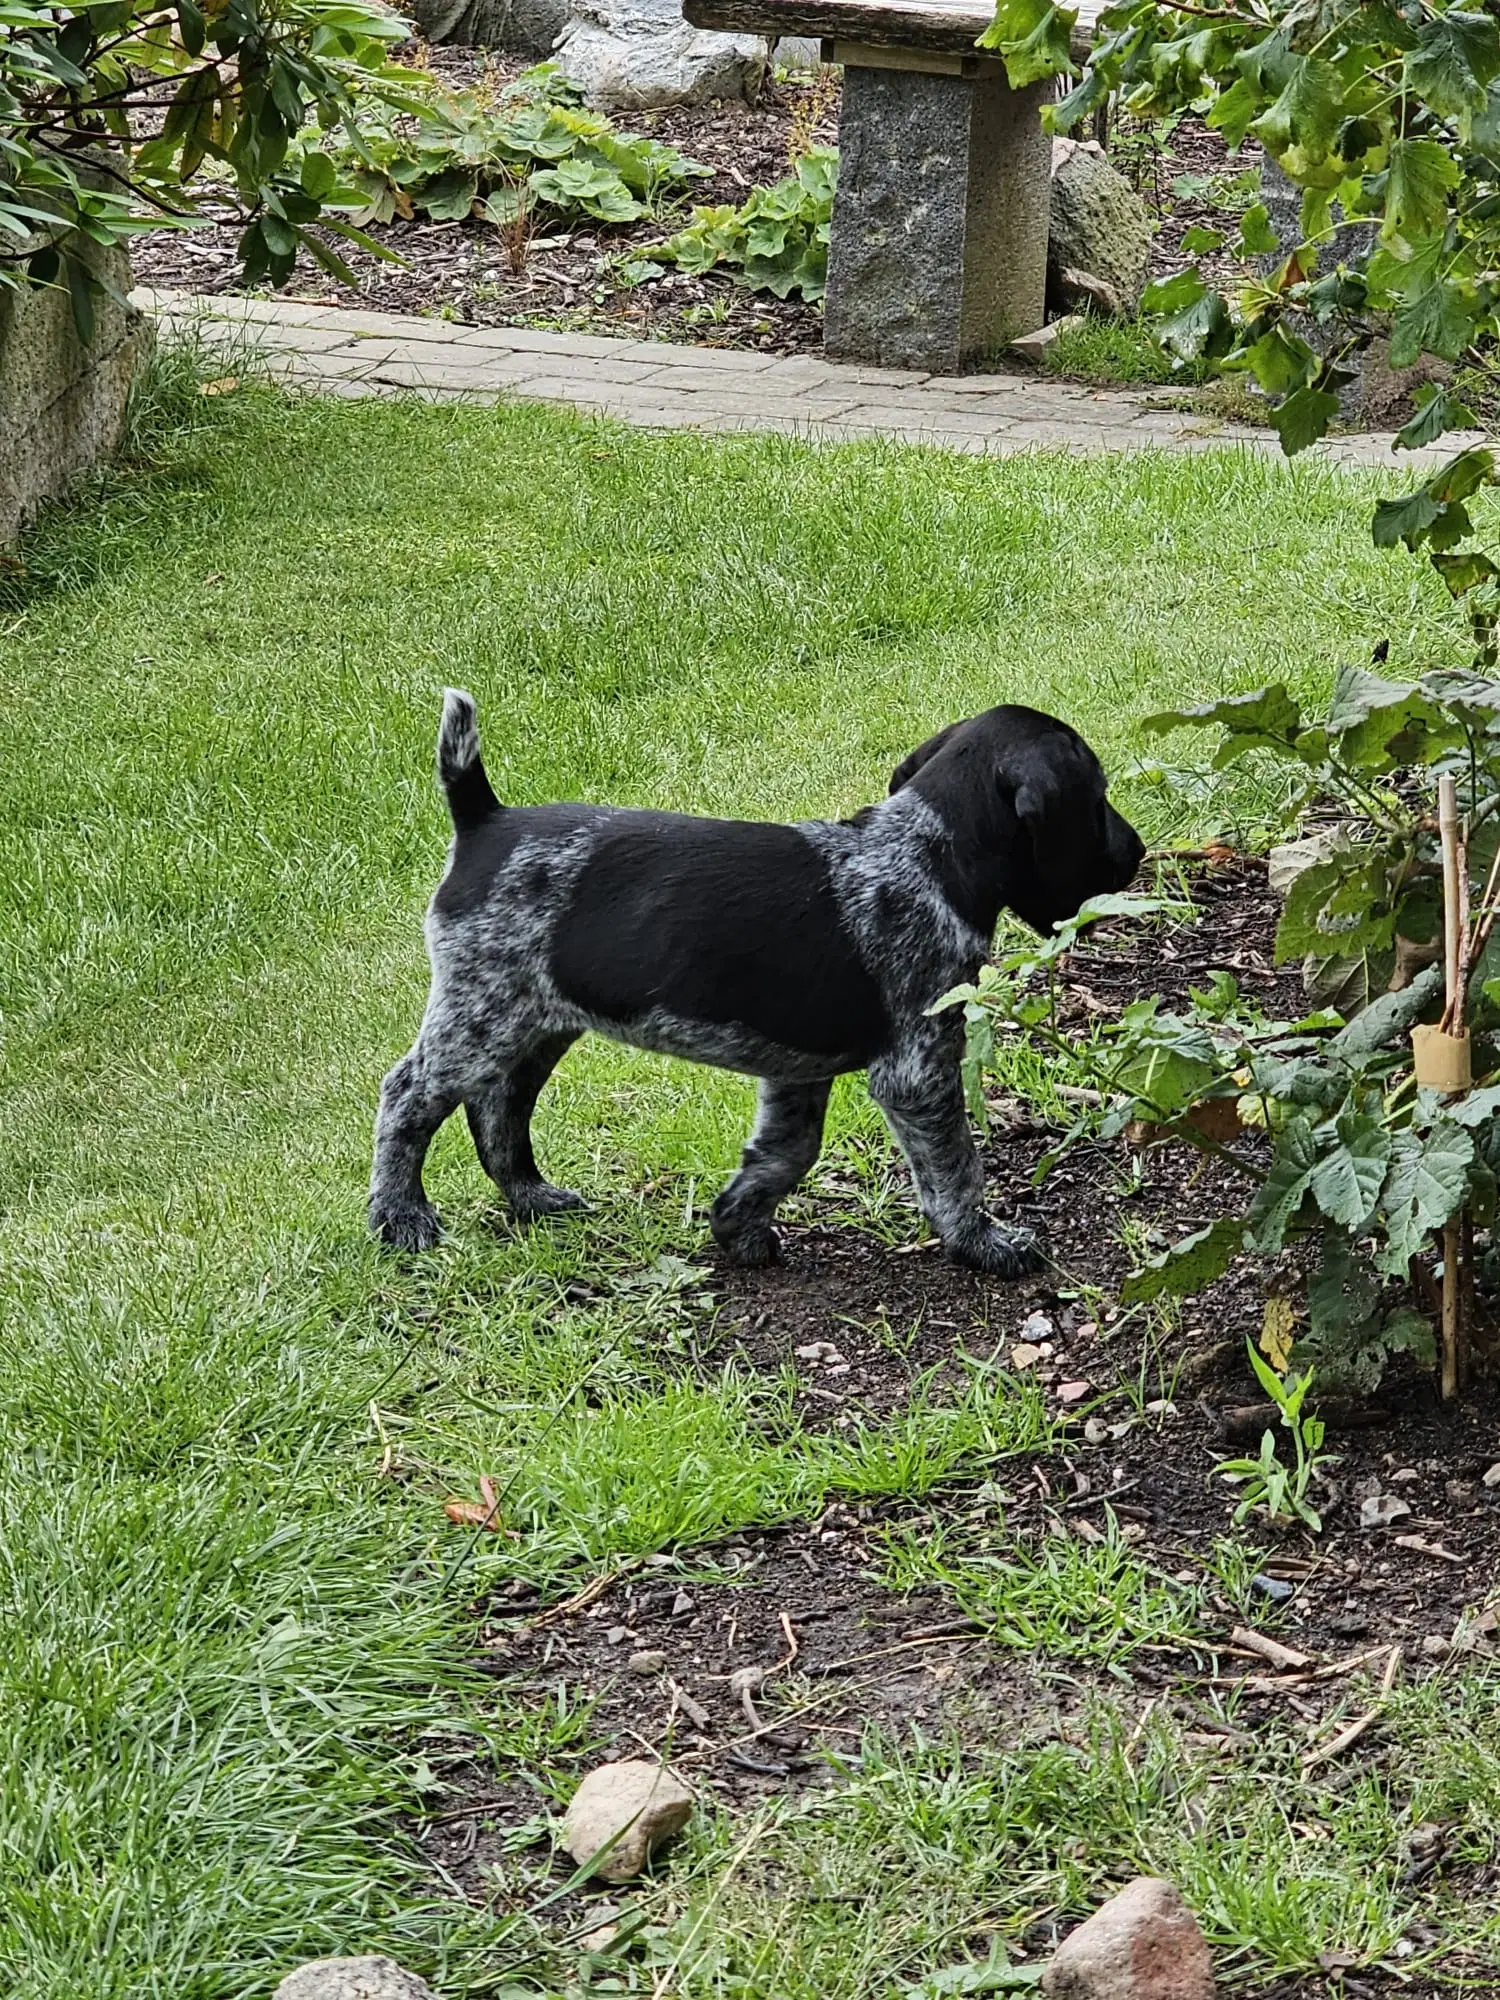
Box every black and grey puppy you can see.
[370,692,1144,1274]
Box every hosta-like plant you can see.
[650,146,836,301]
[325,62,711,230]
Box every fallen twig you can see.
[1300,1646,1403,1770]
[528,1556,646,1628]
[1230,1626,1312,1672]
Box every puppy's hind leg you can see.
[466,1031,587,1225]
[710,1078,832,1267]
[370,1043,464,1251]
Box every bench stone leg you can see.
[824,63,1052,373]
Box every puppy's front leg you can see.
[868,1032,1042,1277]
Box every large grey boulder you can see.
[553,0,766,109]
[1048,137,1153,318]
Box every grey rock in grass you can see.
[554,0,765,111]
[562,1758,694,1879]
[273,1958,441,2000]
[1042,1877,1215,1999]
[1048,139,1153,319]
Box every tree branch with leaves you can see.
[2,0,412,333]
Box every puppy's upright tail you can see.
[437,688,501,833]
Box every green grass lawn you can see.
[1,370,1493,1998]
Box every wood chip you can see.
[669,1679,712,1730]
[1393,1534,1463,1562]
[1230,1625,1312,1671]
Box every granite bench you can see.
[681,0,1104,371]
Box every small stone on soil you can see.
[1360,1493,1413,1527]
[1041,1874,1214,1999]
[562,1760,694,1881]
[628,1649,667,1675]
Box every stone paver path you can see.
[138,289,1467,469]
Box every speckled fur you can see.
[370,690,1142,1272]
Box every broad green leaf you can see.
[1113,1042,1219,1115]
[1431,549,1498,596]
[1395,383,1477,450]
[1141,268,1206,316]
[1237,201,1278,254]
[1445,1083,1500,1127]
[1207,75,1263,148]
[1121,1218,1246,1304]
[1140,684,1302,744]
[1372,483,1445,550]
[1376,1120,1473,1273]
[1180,224,1223,254]
[1329,964,1443,1056]
[1250,1115,1318,1249]
[978,0,1079,88]
[1383,137,1459,243]
[1310,1112,1391,1228]
[1251,55,1343,165]
[1245,324,1317,396]
[1326,660,1421,736]
[1272,381,1340,455]
[1389,276,1476,366]
[1156,285,1232,362]
[1404,10,1500,121]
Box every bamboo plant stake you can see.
[1438,776,1465,1398]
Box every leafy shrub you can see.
[942,650,1500,1393]
[1,0,405,316]
[649,147,836,301]
[324,63,710,230]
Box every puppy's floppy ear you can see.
[1012,741,1106,912]
[889,720,966,795]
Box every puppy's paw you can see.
[510,1181,589,1222]
[370,1200,444,1252]
[944,1218,1045,1279]
[710,1215,782,1268]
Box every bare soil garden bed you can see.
[422,860,1497,1998]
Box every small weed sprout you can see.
[1214,1340,1337,1534]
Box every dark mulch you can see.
[130,47,836,356]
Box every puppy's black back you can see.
[551,813,891,1064]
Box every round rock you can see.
[273,1958,440,2000]
[1042,1877,1215,2000]
[562,1759,694,1881]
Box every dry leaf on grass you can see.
[199,376,239,396]
[443,1473,517,1535]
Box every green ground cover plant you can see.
[2,368,1496,1994]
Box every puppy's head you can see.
[890,706,1145,935]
